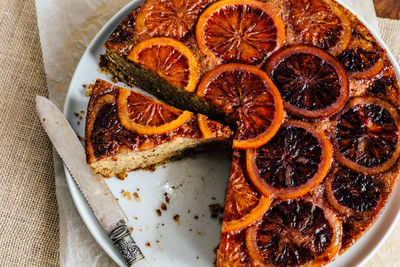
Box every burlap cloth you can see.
[0,1,59,266]
[0,0,399,266]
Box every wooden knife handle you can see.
[109,225,145,266]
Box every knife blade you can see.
[36,96,146,266]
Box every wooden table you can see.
[373,0,400,19]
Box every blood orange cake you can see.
[85,79,232,178]
[87,0,400,265]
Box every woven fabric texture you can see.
[0,1,400,266]
[0,0,59,266]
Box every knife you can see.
[36,96,146,266]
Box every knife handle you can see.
[110,225,145,266]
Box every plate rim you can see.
[62,1,400,266]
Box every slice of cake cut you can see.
[101,0,286,125]
[101,0,220,119]
[85,79,232,178]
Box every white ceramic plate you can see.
[63,1,400,266]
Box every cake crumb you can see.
[171,184,183,190]
[86,84,94,96]
[74,112,79,117]
[116,198,119,203]
[173,214,180,224]
[194,215,199,220]
[80,110,85,114]
[129,227,133,232]
[82,84,87,88]
[209,203,224,219]
[197,231,205,236]
[134,216,138,220]
[116,173,127,180]
[196,256,199,259]
[156,240,160,243]
[133,192,141,202]
[42,118,46,122]
[156,209,162,216]
[161,203,167,211]
[123,191,132,201]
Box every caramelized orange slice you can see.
[196,0,285,65]
[334,97,400,174]
[86,94,117,163]
[197,114,232,139]
[246,120,332,199]
[286,0,351,55]
[265,45,349,119]
[222,152,272,233]
[338,49,385,80]
[325,165,384,215]
[117,88,192,135]
[128,37,199,92]
[197,63,284,149]
[135,0,210,40]
[246,198,342,266]
[337,29,385,80]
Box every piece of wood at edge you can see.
[373,0,400,20]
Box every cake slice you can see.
[85,79,232,178]
[101,0,221,120]
[101,0,285,126]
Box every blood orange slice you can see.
[246,120,332,199]
[222,152,272,233]
[196,0,285,65]
[196,63,284,149]
[368,76,396,98]
[325,164,384,215]
[334,97,400,174]
[286,0,351,55]
[197,114,232,139]
[337,30,385,79]
[117,88,192,135]
[265,45,349,119]
[86,93,117,163]
[246,198,342,266]
[135,0,210,40]
[128,37,199,92]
